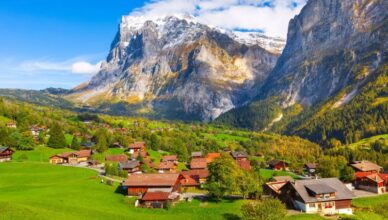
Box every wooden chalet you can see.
[105,154,128,163]
[304,163,318,176]
[0,147,14,162]
[191,151,202,159]
[281,178,353,215]
[157,161,177,173]
[355,172,388,194]
[49,150,92,165]
[128,142,147,155]
[268,159,289,171]
[181,169,209,185]
[231,151,248,161]
[139,191,180,208]
[123,173,183,196]
[180,174,200,190]
[6,121,17,128]
[190,158,207,170]
[350,161,383,173]
[162,155,178,164]
[119,160,141,174]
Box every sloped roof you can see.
[292,178,353,203]
[268,159,288,166]
[128,142,146,149]
[181,174,199,186]
[305,184,336,194]
[162,155,178,162]
[350,161,382,172]
[158,161,175,170]
[237,160,252,170]
[0,147,13,153]
[305,163,317,169]
[54,149,92,159]
[123,173,180,187]
[231,151,248,159]
[191,152,202,157]
[119,160,140,169]
[141,191,170,201]
[181,169,209,179]
[190,158,207,169]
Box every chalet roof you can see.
[305,163,317,169]
[273,176,294,182]
[206,153,221,163]
[265,182,288,194]
[119,160,140,169]
[292,178,353,203]
[141,191,170,201]
[181,169,209,179]
[53,149,92,159]
[162,155,178,162]
[128,142,146,149]
[237,160,252,170]
[350,161,382,172]
[365,173,385,183]
[191,152,202,157]
[123,173,180,187]
[181,174,200,186]
[231,151,248,159]
[0,147,12,153]
[268,159,289,166]
[190,158,207,169]
[105,154,128,163]
[158,161,175,170]
[305,184,336,194]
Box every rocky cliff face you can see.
[68,15,283,121]
[262,0,387,107]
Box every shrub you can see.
[241,199,286,220]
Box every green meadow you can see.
[0,162,327,220]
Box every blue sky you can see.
[0,0,144,89]
[0,0,306,90]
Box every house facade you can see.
[123,173,183,196]
[0,147,14,162]
[355,172,388,194]
[282,178,353,215]
[128,142,147,155]
[119,160,141,174]
[49,150,92,165]
[269,159,289,171]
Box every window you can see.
[309,203,315,208]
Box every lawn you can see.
[259,169,300,180]
[12,146,71,162]
[0,162,244,220]
[345,134,388,150]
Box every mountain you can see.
[66,14,284,121]
[216,0,388,146]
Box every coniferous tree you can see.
[47,123,66,148]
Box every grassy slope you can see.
[0,162,244,220]
[345,134,388,150]
[1,161,384,220]
[12,146,71,162]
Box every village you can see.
[1,137,384,217]
[0,116,387,219]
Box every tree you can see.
[239,171,262,199]
[47,123,66,148]
[206,154,241,200]
[241,199,287,220]
[71,137,81,150]
[94,128,110,153]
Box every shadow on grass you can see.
[223,213,241,220]
[114,185,127,195]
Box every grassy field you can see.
[0,162,244,220]
[12,146,71,162]
[345,134,388,150]
[259,169,300,180]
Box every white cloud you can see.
[131,0,307,38]
[71,61,102,74]
[18,59,102,75]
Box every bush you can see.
[241,199,286,220]
[163,201,172,210]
